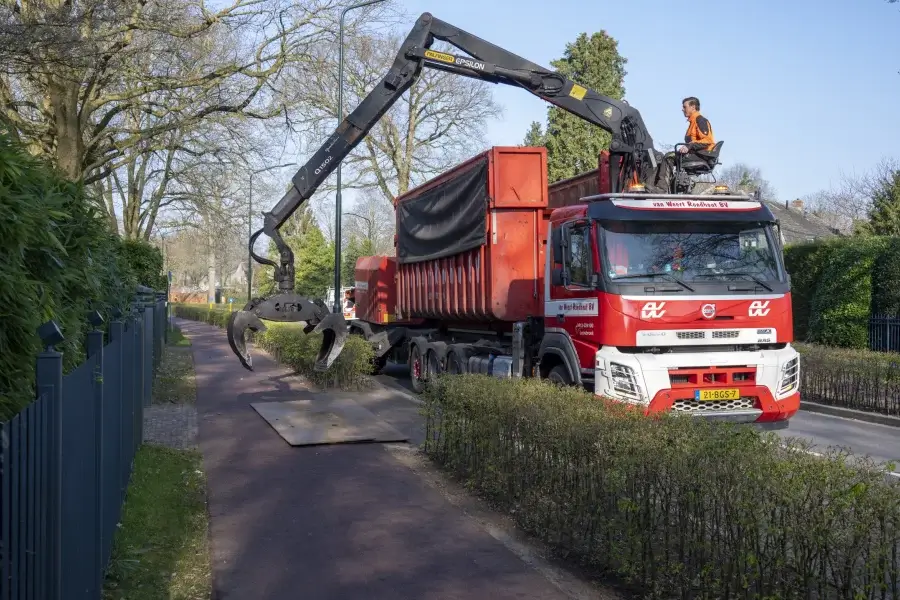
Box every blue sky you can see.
[387,0,900,202]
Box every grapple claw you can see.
[312,311,350,372]
[227,309,268,371]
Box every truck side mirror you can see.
[552,225,572,266]
[551,265,566,286]
[551,227,565,265]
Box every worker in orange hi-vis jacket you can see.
[680,96,715,153]
[653,96,716,191]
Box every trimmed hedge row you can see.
[798,343,900,416]
[1,132,164,419]
[423,374,900,599]
[784,236,894,348]
[172,304,374,389]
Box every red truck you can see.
[225,13,799,428]
[346,146,800,429]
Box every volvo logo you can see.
[701,303,716,319]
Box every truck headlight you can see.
[778,356,799,395]
[608,362,647,404]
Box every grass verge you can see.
[102,446,210,600]
[168,323,191,347]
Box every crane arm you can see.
[230,12,659,371]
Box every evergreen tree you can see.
[256,202,335,298]
[522,121,546,147]
[535,31,627,182]
[863,169,900,236]
[341,234,376,287]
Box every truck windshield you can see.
[599,220,783,283]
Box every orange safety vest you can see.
[684,112,715,152]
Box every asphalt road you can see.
[375,362,900,477]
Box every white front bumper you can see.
[593,345,800,414]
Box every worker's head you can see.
[682,97,700,118]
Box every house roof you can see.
[762,201,843,245]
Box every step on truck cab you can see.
[345,147,800,430]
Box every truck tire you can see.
[408,343,427,393]
[548,364,573,387]
[446,351,466,374]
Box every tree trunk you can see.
[47,77,84,182]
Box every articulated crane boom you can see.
[227,11,660,371]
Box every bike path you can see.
[177,318,579,600]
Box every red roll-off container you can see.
[353,255,401,325]
[393,146,549,323]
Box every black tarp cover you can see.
[396,156,489,264]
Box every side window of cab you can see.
[565,222,591,287]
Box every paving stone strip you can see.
[143,403,198,449]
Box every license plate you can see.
[695,388,740,401]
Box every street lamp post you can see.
[248,162,296,302]
[334,0,388,313]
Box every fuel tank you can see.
[394,146,549,322]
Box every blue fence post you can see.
[35,320,64,600]
[143,305,153,407]
[86,311,105,598]
[107,314,125,566]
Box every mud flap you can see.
[227,310,268,371]
[312,312,350,372]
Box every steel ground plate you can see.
[250,396,409,446]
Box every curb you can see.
[370,376,423,405]
[800,401,900,428]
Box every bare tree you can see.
[287,28,503,203]
[164,160,251,302]
[802,158,900,233]
[343,189,395,255]
[717,163,778,200]
[0,0,343,183]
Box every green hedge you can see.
[172,304,374,389]
[784,236,895,348]
[870,237,900,317]
[0,133,135,418]
[798,343,900,416]
[783,240,835,341]
[423,374,900,598]
[807,237,887,348]
[119,239,167,290]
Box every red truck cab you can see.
[544,191,800,425]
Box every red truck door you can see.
[546,217,603,375]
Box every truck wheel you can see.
[409,344,427,393]
[547,364,573,387]
[426,349,443,379]
[446,351,466,375]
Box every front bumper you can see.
[594,345,801,425]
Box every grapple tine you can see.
[312,311,350,372]
[227,309,267,371]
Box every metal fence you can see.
[0,288,167,600]
[869,314,900,353]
